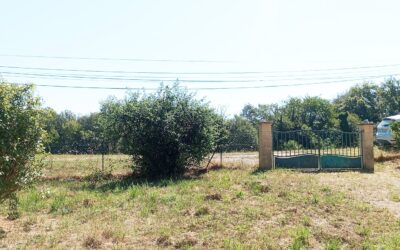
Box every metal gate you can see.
[273,129,363,170]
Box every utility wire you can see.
[1,59,400,72]
[8,75,399,91]
[0,65,399,78]
[1,71,398,83]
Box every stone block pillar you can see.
[259,121,273,170]
[359,122,374,172]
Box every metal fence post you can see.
[358,122,374,172]
[259,121,273,170]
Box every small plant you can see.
[194,206,210,216]
[310,194,319,204]
[235,191,245,199]
[291,227,310,250]
[355,225,371,238]
[7,193,20,220]
[302,216,312,227]
[324,239,342,250]
[49,195,71,215]
[128,186,142,200]
[0,228,6,239]
[390,192,400,202]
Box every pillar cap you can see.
[358,121,374,126]
[260,120,273,124]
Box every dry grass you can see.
[1,153,400,249]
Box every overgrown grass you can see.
[1,154,400,249]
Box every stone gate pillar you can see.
[259,121,273,170]
[359,122,374,172]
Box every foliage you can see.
[224,116,258,151]
[241,96,337,132]
[378,78,400,118]
[337,112,361,132]
[334,83,380,123]
[0,83,44,203]
[390,121,400,147]
[102,84,223,178]
[43,110,110,154]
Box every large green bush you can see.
[102,84,223,178]
[0,83,44,203]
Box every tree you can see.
[0,83,44,203]
[103,84,223,178]
[240,103,279,126]
[334,83,380,123]
[278,97,336,131]
[225,116,258,151]
[378,78,400,117]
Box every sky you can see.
[1,0,400,116]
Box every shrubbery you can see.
[102,84,224,178]
[0,83,44,204]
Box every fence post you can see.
[358,122,374,172]
[259,121,273,170]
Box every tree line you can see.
[40,78,400,154]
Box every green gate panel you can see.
[320,155,362,169]
[275,155,318,169]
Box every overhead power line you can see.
[1,65,400,77]
[1,71,399,83]
[1,60,400,73]
[0,54,232,63]
[8,75,399,91]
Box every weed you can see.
[0,228,6,239]
[49,195,72,215]
[7,193,20,220]
[310,194,319,205]
[324,239,342,250]
[235,191,245,199]
[291,227,310,250]
[390,192,400,202]
[355,225,371,238]
[194,206,210,216]
[128,186,142,200]
[302,216,311,227]
[223,239,246,250]
[246,181,270,195]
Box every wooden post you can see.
[259,121,273,170]
[359,122,374,172]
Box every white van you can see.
[376,114,400,146]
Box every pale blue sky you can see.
[1,0,400,116]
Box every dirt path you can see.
[317,160,400,217]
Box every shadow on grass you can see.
[42,165,227,192]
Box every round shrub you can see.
[103,84,223,178]
[0,83,44,203]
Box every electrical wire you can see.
[7,75,398,91]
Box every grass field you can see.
[1,152,400,249]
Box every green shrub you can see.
[0,83,44,203]
[391,121,400,147]
[102,84,224,178]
